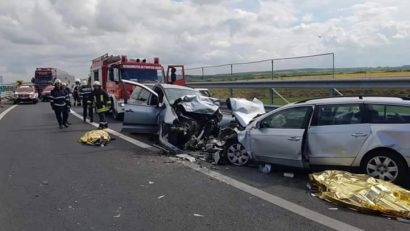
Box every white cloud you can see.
[0,0,409,82]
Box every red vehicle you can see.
[31,68,57,94]
[40,85,55,102]
[14,85,38,104]
[31,68,75,94]
[90,54,186,119]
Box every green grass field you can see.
[206,70,410,106]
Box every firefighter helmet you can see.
[75,78,81,84]
[93,81,101,86]
[82,81,87,85]
[54,79,62,85]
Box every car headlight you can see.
[120,103,125,107]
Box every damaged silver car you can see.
[233,97,410,184]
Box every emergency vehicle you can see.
[90,53,186,119]
[32,68,75,94]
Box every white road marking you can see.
[70,110,153,149]
[70,109,363,231]
[0,105,18,121]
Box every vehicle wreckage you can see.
[159,96,266,164]
[121,80,266,164]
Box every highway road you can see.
[0,102,409,231]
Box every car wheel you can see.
[225,141,250,166]
[362,151,407,184]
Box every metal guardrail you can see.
[187,77,410,89]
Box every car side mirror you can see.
[255,121,261,129]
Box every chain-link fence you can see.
[186,53,335,82]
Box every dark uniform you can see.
[93,88,111,129]
[62,86,71,124]
[80,84,94,122]
[50,87,69,128]
[170,67,177,84]
[73,84,81,106]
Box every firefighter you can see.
[73,79,81,106]
[62,82,72,125]
[170,67,177,84]
[50,79,69,129]
[92,81,111,129]
[80,80,93,122]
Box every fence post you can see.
[201,67,204,80]
[269,88,274,104]
[271,59,274,80]
[332,53,335,79]
[230,64,234,96]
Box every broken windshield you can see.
[164,88,202,104]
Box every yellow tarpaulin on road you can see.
[80,130,111,146]
[309,170,410,220]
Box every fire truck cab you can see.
[90,54,167,119]
[165,65,186,86]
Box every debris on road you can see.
[258,164,272,174]
[157,195,166,199]
[176,154,196,163]
[328,208,338,211]
[193,213,204,217]
[41,180,49,186]
[80,130,112,146]
[310,170,410,220]
[148,181,155,185]
[283,172,294,178]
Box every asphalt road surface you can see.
[0,102,409,231]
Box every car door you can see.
[122,83,161,134]
[250,106,313,167]
[308,104,370,166]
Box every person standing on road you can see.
[92,81,111,129]
[50,80,70,129]
[73,79,81,106]
[62,82,72,125]
[80,80,94,123]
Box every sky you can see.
[0,0,410,82]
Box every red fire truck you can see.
[90,54,186,119]
[31,68,75,95]
[31,68,57,94]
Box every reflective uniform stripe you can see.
[54,103,66,106]
[53,96,66,99]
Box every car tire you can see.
[224,140,250,166]
[361,150,408,184]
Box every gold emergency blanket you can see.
[80,130,111,146]
[309,170,410,219]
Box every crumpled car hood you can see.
[175,95,220,115]
[228,98,265,127]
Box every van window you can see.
[367,104,410,123]
[260,107,312,129]
[93,71,99,81]
[316,104,362,126]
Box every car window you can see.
[367,104,410,123]
[260,106,312,129]
[316,104,362,126]
[137,89,150,105]
[127,87,142,105]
